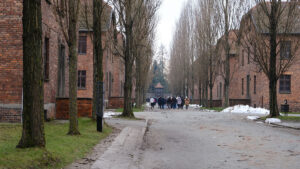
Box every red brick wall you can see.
[108,97,124,109]
[211,16,300,112]
[56,98,92,119]
[77,32,94,99]
[0,0,23,104]
[0,108,21,123]
[0,0,68,122]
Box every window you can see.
[279,75,291,93]
[219,83,222,99]
[43,37,50,81]
[254,75,256,94]
[242,50,244,66]
[45,0,52,4]
[78,36,87,54]
[247,47,250,64]
[242,78,244,95]
[78,70,86,89]
[106,72,109,91]
[280,41,291,59]
[246,75,250,97]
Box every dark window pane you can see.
[78,36,87,54]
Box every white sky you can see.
[155,0,188,58]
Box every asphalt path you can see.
[135,109,300,169]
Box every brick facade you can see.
[0,0,125,122]
[0,0,68,122]
[211,4,300,112]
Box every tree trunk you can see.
[209,84,213,108]
[268,2,280,117]
[17,0,45,148]
[135,55,142,108]
[68,0,80,135]
[209,52,213,108]
[93,0,104,130]
[224,1,230,108]
[122,8,134,117]
[199,80,202,105]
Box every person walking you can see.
[167,97,172,109]
[162,97,166,109]
[185,97,190,110]
[176,96,182,109]
[180,96,184,109]
[150,97,155,110]
[172,97,177,109]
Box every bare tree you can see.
[53,0,81,135]
[134,0,160,108]
[109,0,160,117]
[216,0,250,107]
[17,0,45,148]
[241,0,300,117]
[193,0,220,107]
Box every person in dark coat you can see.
[167,97,172,109]
[161,97,166,109]
[180,96,184,109]
[158,97,162,109]
[172,96,177,109]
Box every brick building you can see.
[0,0,125,122]
[75,4,125,109]
[212,3,300,112]
[0,0,69,122]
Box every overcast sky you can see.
[155,0,188,58]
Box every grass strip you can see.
[0,118,112,169]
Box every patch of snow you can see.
[247,116,260,120]
[189,104,202,109]
[144,102,151,108]
[104,111,121,118]
[265,118,281,124]
[222,105,269,115]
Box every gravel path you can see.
[135,109,300,169]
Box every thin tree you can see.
[216,0,249,107]
[110,0,159,117]
[17,0,45,148]
[53,0,81,135]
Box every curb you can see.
[269,122,300,130]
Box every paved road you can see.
[134,109,300,169]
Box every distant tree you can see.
[149,59,168,93]
[110,0,160,117]
[17,0,45,148]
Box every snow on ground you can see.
[189,104,202,109]
[145,102,151,108]
[247,116,260,120]
[222,105,269,115]
[265,118,281,123]
[104,111,121,118]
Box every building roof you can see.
[155,83,164,89]
[248,2,300,34]
[79,2,114,32]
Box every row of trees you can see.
[18,0,160,148]
[169,0,300,117]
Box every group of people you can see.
[149,96,190,110]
